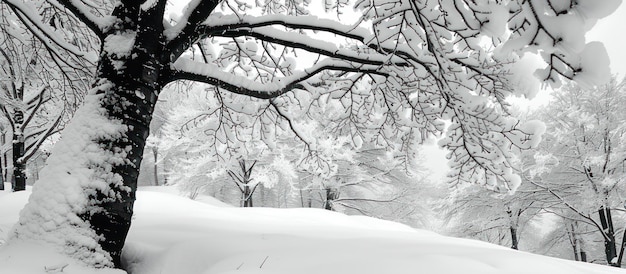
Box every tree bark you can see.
[616,228,626,267]
[11,2,166,268]
[152,146,159,186]
[323,187,339,211]
[0,153,3,191]
[243,185,253,207]
[12,131,25,191]
[87,3,166,266]
[509,226,518,250]
[599,206,618,266]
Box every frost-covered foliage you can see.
[440,180,547,250]
[165,0,618,192]
[446,77,626,265]
[0,0,98,107]
[0,0,96,190]
[153,86,432,226]
[523,77,626,266]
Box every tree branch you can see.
[21,111,63,164]
[210,28,406,67]
[21,86,48,132]
[48,0,108,39]
[164,0,221,61]
[3,0,96,64]
[168,58,388,99]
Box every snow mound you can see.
[138,185,233,207]
[123,190,626,274]
[0,188,624,274]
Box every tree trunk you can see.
[616,228,626,267]
[323,188,339,211]
[599,206,618,266]
[12,131,25,191]
[0,153,4,191]
[152,146,159,186]
[242,185,253,207]
[87,4,164,266]
[571,223,588,262]
[509,226,519,250]
[506,208,519,250]
[11,2,165,268]
[2,151,8,184]
[578,240,587,262]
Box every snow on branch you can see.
[195,13,440,71]
[199,14,370,42]
[48,0,113,38]
[169,57,389,99]
[165,0,221,59]
[2,0,97,64]
[212,27,407,66]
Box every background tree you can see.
[0,0,618,269]
[154,84,432,225]
[525,77,626,266]
[441,177,546,250]
[0,0,95,191]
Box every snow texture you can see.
[7,80,128,267]
[2,187,625,274]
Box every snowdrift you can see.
[0,186,624,274]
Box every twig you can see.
[259,256,269,268]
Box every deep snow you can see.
[0,185,624,274]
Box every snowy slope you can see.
[0,187,625,274]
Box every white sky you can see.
[587,2,626,76]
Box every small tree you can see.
[227,159,258,207]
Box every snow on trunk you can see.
[8,2,164,268]
[9,81,129,267]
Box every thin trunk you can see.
[12,130,25,191]
[11,82,25,192]
[509,226,519,250]
[599,206,618,266]
[2,152,8,184]
[152,146,158,186]
[12,108,26,191]
[0,154,3,191]
[569,223,587,262]
[569,223,579,261]
[580,239,588,262]
[231,160,256,208]
[616,228,626,267]
[0,130,3,190]
[323,187,339,211]
[506,208,519,250]
[242,185,253,207]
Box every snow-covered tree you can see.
[441,177,547,250]
[155,84,432,223]
[526,77,626,266]
[1,0,619,269]
[0,3,94,191]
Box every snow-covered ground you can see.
[0,185,624,274]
